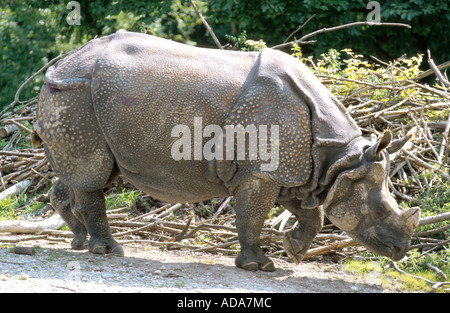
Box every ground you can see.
[0,240,397,293]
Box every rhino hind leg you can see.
[71,188,124,256]
[37,83,122,256]
[279,200,323,264]
[51,180,88,250]
[233,178,280,272]
[52,182,123,256]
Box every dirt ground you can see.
[0,239,400,293]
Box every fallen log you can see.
[303,238,357,259]
[0,178,33,201]
[0,124,19,138]
[418,212,450,227]
[0,212,64,234]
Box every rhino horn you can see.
[403,206,421,230]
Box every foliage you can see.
[0,191,46,220]
[402,173,450,238]
[2,0,449,110]
[0,0,206,109]
[210,0,450,64]
[1,2,64,108]
[345,249,450,292]
[225,31,267,51]
[291,45,426,104]
[0,196,19,220]
[105,189,142,212]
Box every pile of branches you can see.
[0,17,449,279]
[321,52,450,201]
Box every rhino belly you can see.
[116,158,230,203]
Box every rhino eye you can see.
[371,203,390,221]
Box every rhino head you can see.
[323,131,420,261]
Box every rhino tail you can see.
[31,129,43,148]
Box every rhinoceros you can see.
[34,30,420,272]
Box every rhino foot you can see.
[88,239,124,256]
[283,231,310,265]
[72,237,124,256]
[235,252,275,272]
[71,237,88,250]
[278,203,323,265]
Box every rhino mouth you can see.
[351,230,410,261]
[374,239,409,261]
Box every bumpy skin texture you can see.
[35,30,420,271]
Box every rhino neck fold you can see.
[280,136,370,209]
[316,136,371,188]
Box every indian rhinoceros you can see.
[34,29,420,272]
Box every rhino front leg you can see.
[279,200,323,264]
[51,180,88,250]
[233,178,280,272]
[71,188,124,256]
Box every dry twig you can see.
[428,50,450,88]
[392,261,450,292]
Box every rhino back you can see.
[44,35,114,90]
[91,31,259,201]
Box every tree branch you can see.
[272,21,411,50]
[427,49,450,87]
[189,0,223,49]
[283,14,316,44]
[412,60,450,82]
[418,211,450,227]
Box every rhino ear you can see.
[366,131,392,161]
[386,127,416,154]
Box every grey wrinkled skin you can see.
[35,30,420,271]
